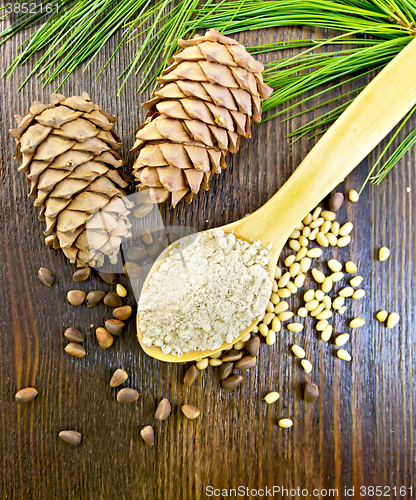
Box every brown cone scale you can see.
[132,29,273,207]
[10,92,133,268]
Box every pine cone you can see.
[132,29,273,206]
[10,92,133,268]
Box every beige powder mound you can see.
[138,228,272,356]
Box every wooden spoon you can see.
[137,36,416,363]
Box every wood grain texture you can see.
[0,18,415,500]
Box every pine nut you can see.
[296,247,308,261]
[115,284,127,298]
[266,330,276,345]
[285,255,295,267]
[291,344,305,358]
[303,213,312,225]
[289,239,301,251]
[352,289,365,300]
[307,248,322,258]
[350,276,363,287]
[302,226,311,238]
[316,310,332,320]
[296,221,305,230]
[376,310,388,322]
[263,312,275,325]
[301,359,313,374]
[196,358,209,370]
[321,324,333,341]
[312,207,322,220]
[322,296,332,310]
[259,324,268,337]
[345,261,357,273]
[272,280,278,292]
[331,222,340,236]
[349,318,365,328]
[314,290,324,302]
[337,235,351,247]
[316,232,329,247]
[305,300,319,311]
[330,272,344,282]
[272,317,281,332]
[316,319,329,331]
[288,323,304,332]
[298,235,309,247]
[303,290,315,302]
[326,233,338,246]
[379,247,390,261]
[387,312,400,328]
[320,220,332,234]
[210,359,222,366]
[309,228,319,240]
[279,311,294,322]
[338,306,347,315]
[329,192,344,212]
[286,281,297,293]
[348,189,359,202]
[290,262,300,277]
[339,222,353,236]
[278,272,290,288]
[210,351,223,359]
[339,287,354,297]
[274,301,289,314]
[311,269,325,283]
[332,296,345,310]
[233,341,245,350]
[271,293,280,305]
[321,210,336,221]
[278,418,293,428]
[241,333,251,342]
[294,274,305,288]
[251,326,259,333]
[264,392,280,404]
[328,259,342,272]
[290,229,301,239]
[337,349,352,361]
[335,333,350,346]
[278,289,291,298]
[274,267,282,279]
[310,303,325,317]
[310,217,324,229]
[300,257,312,273]
[297,307,308,317]
[321,277,332,293]
[266,301,275,312]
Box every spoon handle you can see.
[251,36,416,244]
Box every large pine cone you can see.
[10,92,133,268]
[132,29,273,206]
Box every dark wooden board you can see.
[0,19,415,500]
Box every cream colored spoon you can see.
[137,36,416,363]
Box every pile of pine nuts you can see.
[186,189,401,429]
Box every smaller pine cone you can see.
[10,92,133,268]
[132,29,273,207]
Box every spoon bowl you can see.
[137,36,416,362]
